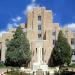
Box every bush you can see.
[5,26,31,67]
[0,61,5,68]
[69,64,75,68]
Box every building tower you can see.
[26,7,60,69]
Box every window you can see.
[43,32,46,40]
[52,30,56,36]
[71,38,75,45]
[42,48,44,61]
[53,40,56,45]
[42,48,44,56]
[38,25,41,30]
[72,49,75,55]
[72,60,75,62]
[52,31,56,36]
[38,16,41,21]
[38,34,42,39]
[36,48,37,53]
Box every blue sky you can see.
[0,0,75,34]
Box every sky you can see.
[0,0,75,35]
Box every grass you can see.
[5,71,29,75]
[5,68,29,75]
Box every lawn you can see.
[5,71,29,75]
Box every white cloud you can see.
[32,0,36,3]
[16,16,22,21]
[25,3,35,14]
[24,0,39,15]
[12,16,22,22]
[12,18,17,22]
[0,31,7,37]
[24,3,39,15]
[7,16,22,29]
[64,23,75,31]
[7,23,19,30]
[7,23,13,29]
[13,23,18,27]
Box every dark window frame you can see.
[38,16,41,21]
[38,25,41,30]
[71,38,75,45]
[38,34,42,39]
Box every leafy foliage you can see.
[50,30,72,66]
[5,26,31,67]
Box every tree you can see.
[5,26,31,67]
[51,30,72,66]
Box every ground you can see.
[0,68,11,74]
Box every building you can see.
[0,7,75,67]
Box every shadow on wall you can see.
[47,49,54,67]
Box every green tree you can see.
[5,26,31,67]
[51,30,72,66]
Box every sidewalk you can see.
[0,68,11,75]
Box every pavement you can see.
[0,68,11,75]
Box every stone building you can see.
[0,7,75,67]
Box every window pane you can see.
[38,34,42,38]
[71,38,75,45]
[38,25,41,30]
[72,49,75,55]
[38,16,41,21]
[53,40,56,45]
[36,48,37,53]
[52,30,56,36]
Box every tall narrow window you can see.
[53,40,56,45]
[42,48,44,61]
[52,30,56,36]
[72,49,75,55]
[38,16,41,21]
[38,34,42,39]
[36,48,37,54]
[38,15,42,39]
[38,25,41,30]
[43,32,46,40]
[71,38,75,45]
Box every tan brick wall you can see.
[1,32,13,62]
[27,7,61,66]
